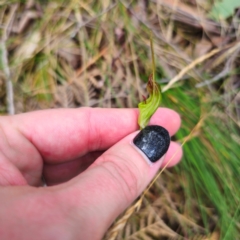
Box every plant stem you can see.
[150,32,156,82]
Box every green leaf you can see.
[209,0,240,20]
[138,74,162,129]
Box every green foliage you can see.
[209,0,240,20]
[163,85,240,239]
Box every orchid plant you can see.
[138,35,162,129]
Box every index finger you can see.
[15,107,181,163]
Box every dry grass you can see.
[0,0,240,239]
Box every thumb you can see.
[58,125,172,239]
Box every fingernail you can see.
[133,125,170,163]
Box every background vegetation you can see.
[0,0,239,239]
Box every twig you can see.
[1,4,18,115]
[163,41,240,92]
[0,41,14,115]
[196,43,240,88]
[162,48,221,92]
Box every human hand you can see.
[0,107,182,240]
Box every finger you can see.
[43,151,103,186]
[43,132,182,186]
[15,108,181,163]
[0,119,42,186]
[162,141,182,168]
[54,126,183,239]
[44,141,182,186]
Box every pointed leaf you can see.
[138,74,162,129]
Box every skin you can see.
[0,107,182,240]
